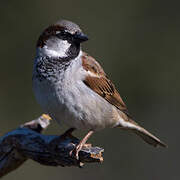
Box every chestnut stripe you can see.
[37,25,65,48]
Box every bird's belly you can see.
[56,80,119,130]
[33,78,118,131]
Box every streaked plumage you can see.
[33,20,167,158]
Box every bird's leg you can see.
[71,130,94,160]
[61,128,75,139]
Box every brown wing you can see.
[82,52,129,116]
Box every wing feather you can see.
[82,52,129,116]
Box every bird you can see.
[32,19,167,159]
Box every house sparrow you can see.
[33,20,167,158]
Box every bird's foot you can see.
[69,130,94,160]
[70,143,83,160]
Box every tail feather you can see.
[132,126,167,148]
[118,119,167,148]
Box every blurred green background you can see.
[0,0,179,179]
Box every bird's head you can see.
[36,20,88,58]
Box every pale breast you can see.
[50,58,118,130]
[33,55,119,131]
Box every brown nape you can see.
[36,25,65,48]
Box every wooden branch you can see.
[0,115,104,178]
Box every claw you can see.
[69,144,82,160]
[69,130,94,160]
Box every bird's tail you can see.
[118,119,167,148]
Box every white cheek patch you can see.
[43,48,65,57]
[37,39,71,58]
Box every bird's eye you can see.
[56,30,72,40]
[60,30,66,35]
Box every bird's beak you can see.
[74,32,88,43]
